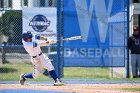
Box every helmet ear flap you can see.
[23,38,27,41]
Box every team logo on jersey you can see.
[29,14,50,32]
[135,39,140,45]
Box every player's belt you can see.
[32,52,42,58]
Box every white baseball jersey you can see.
[22,40,42,57]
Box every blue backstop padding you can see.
[62,0,129,67]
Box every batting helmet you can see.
[22,31,33,41]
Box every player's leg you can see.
[131,54,137,78]
[19,73,33,85]
[32,57,42,79]
[19,57,42,85]
[40,53,63,85]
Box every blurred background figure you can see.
[128,26,140,78]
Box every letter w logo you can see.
[74,0,113,43]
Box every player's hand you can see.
[35,35,48,41]
[40,36,48,41]
[49,40,57,44]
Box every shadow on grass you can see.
[0,67,17,73]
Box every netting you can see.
[62,0,129,79]
[0,0,60,81]
[0,0,130,81]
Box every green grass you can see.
[64,67,109,79]
[0,63,32,81]
[0,63,110,81]
[0,63,53,81]
[121,88,140,92]
[2,63,140,81]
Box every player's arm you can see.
[36,40,57,47]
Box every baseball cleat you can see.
[19,74,26,85]
[54,80,64,86]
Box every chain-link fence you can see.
[0,10,22,64]
[0,0,130,81]
[0,0,60,81]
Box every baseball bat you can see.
[35,35,82,44]
[60,36,82,41]
[47,36,82,44]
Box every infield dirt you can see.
[0,83,140,93]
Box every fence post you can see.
[0,47,2,64]
[2,42,7,64]
[56,0,61,79]
[126,0,130,78]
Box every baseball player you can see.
[20,31,63,85]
